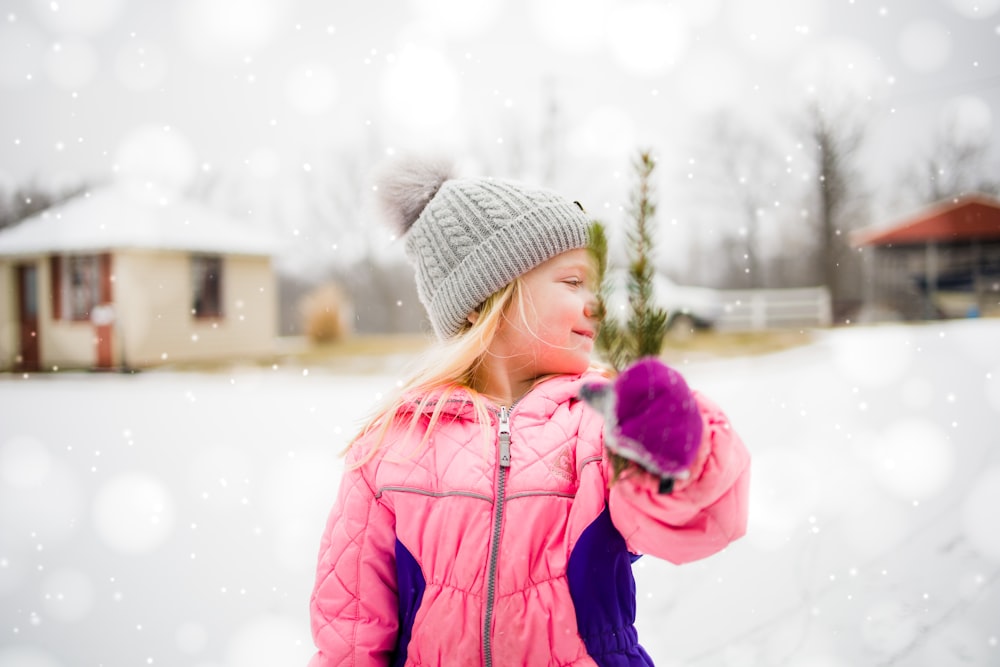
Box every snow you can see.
[1,320,999,665]
[0,180,281,257]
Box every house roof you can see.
[853,194,1000,247]
[0,181,283,258]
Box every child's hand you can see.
[579,357,703,493]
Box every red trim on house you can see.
[95,253,114,369]
[16,264,40,372]
[50,255,63,320]
[854,195,1000,247]
[99,252,113,302]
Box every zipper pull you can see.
[498,406,511,468]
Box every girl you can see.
[309,157,751,666]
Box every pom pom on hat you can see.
[373,155,454,236]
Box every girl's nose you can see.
[584,293,600,319]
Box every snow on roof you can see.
[0,181,283,258]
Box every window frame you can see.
[191,254,224,320]
[61,254,103,322]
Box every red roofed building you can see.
[852,194,1000,320]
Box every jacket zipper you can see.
[483,405,512,667]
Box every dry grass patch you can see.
[660,328,819,363]
[270,333,434,373]
[159,329,815,374]
[289,334,433,360]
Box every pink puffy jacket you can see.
[309,371,750,666]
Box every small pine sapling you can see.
[586,150,694,489]
[591,151,668,372]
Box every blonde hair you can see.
[345,278,524,468]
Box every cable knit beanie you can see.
[374,156,592,340]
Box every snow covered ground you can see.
[1,320,998,667]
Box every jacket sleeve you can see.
[309,447,399,666]
[608,391,751,564]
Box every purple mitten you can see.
[579,357,703,487]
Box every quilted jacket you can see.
[309,370,750,666]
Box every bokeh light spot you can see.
[870,419,954,500]
[606,2,688,77]
[29,0,124,36]
[92,472,174,554]
[791,38,887,105]
[862,600,919,654]
[728,0,828,59]
[40,568,96,622]
[987,363,1000,412]
[225,614,311,667]
[961,466,1000,561]
[898,19,952,72]
[676,49,748,112]
[0,646,61,667]
[745,447,823,549]
[380,45,459,130]
[0,455,81,545]
[949,0,1000,18]
[263,449,340,573]
[528,0,609,55]
[938,95,994,146]
[832,327,913,386]
[0,435,51,487]
[285,62,338,116]
[176,621,209,654]
[189,445,253,512]
[567,106,637,160]
[113,124,198,189]
[45,39,99,90]
[407,0,501,35]
[114,39,168,92]
[0,23,45,88]
[175,0,284,64]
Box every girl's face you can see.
[491,248,599,379]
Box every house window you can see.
[65,255,102,321]
[192,255,223,319]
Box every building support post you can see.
[924,241,938,320]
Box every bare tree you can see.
[184,134,429,334]
[0,181,87,231]
[680,109,801,288]
[899,116,1000,206]
[801,101,869,312]
[706,112,792,288]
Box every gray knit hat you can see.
[375,157,591,340]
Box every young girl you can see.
[309,157,751,666]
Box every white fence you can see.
[713,287,833,331]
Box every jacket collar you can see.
[401,367,611,422]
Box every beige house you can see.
[0,182,280,371]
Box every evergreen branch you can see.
[625,151,668,359]
[589,150,669,371]
[587,150,671,479]
[590,221,632,371]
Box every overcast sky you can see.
[1,0,999,273]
